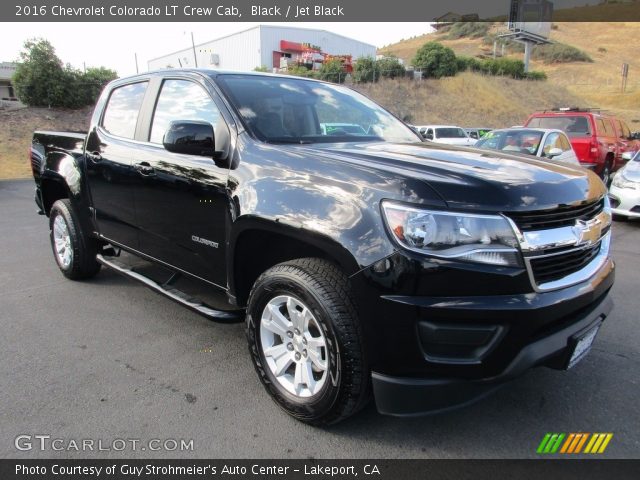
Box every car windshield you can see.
[528,116,591,137]
[436,127,467,138]
[216,75,419,144]
[475,130,544,156]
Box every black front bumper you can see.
[371,292,613,416]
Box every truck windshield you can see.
[216,74,419,144]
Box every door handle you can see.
[134,162,155,176]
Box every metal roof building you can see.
[147,25,377,72]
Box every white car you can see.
[609,150,640,220]
[416,125,476,146]
[474,128,580,166]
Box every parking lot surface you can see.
[1,179,638,459]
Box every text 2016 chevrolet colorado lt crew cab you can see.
[31,70,614,425]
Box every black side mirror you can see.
[163,121,215,157]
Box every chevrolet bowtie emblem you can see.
[572,219,602,247]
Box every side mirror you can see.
[547,147,563,158]
[163,121,215,157]
[622,151,636,161]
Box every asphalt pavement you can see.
[1,179,638,459]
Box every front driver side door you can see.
[132,77,232,287]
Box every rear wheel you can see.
[49,199,101,280]
[246,258,370,425]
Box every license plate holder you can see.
[566,323,601,370]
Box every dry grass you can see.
[354,71,583,127]
[379,22,640,124]
[0,106,92,179]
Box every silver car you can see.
[610,150,640,220]
[474,128,580,166]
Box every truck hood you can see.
[291,141,606,212]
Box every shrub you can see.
[376,56,406,79]
[411,42,458,78]
[478,58,526,78]
[317,59,346,83]
[353,57,379,83]
[456,55,482,72]
[533,42,593,64]
[445,22,490,40]
[525,70,548,81]
[253,66,269,72]
[12,38,117,108]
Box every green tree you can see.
[317,59,346,83]
[12,38,67,107]
[12,38,117,108]
[376,56,406,79]
[411,42,458,79]
[353,56,379,83]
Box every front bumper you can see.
[609,185,640,218]
[371,292,612,415]
[350,248,615,416]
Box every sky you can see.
[0,22,435,76]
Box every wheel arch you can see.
[228,219,361,308]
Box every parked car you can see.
[465,127,493,140]
[475,128,580,166]
[524,108,636,185]
[609,150,640,220]
[30,70,614,425]
[417,125,476,146]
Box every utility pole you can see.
[134,53,139,74]
[191,32,198,68]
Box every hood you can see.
[288,141,606,212]
[620,159,640,182]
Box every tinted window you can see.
[528,116,591,137]
[602,118,616,137]
[102,82,148,139]
[435,128,467,138]
[150,80,221,144]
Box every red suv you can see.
[525,108,639,184]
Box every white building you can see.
[0,62,18,101]
[147,25,377,72]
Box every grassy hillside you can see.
[354,72,582,127]
[0,106,92,179]
[379,22,640,125]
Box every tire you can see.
[246,258,370,425]
[49,199,101,280]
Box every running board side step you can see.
[96,254,243,322]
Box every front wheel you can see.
[246,258,370,425]
[49,199,101,280]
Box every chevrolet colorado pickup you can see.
[31,70,614,425]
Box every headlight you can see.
[381,201,522,267]
[611,172,638,189]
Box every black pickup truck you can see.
[31,70,614,425]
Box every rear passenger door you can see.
[130,76,232,287]
[85,80,149,249]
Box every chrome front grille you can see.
[528,242,602,285]
[508,199,604,231]
[505,196,612,292]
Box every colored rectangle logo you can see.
[537,433,612,454]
